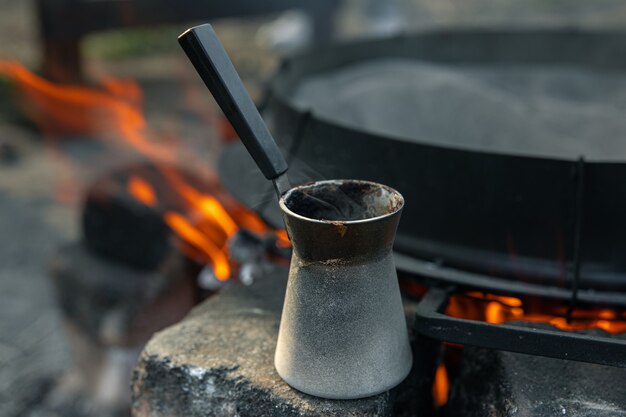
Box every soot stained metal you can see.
[276,180,412,399]
[178,24,412,399]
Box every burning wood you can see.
[0,60,289,281]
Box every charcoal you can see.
[82,161,215,270]
[446,323,626,417]
[227,229,266,263]
[132,265,434,417]
[83,163,170,269]
[227,229,291,263]
[83,188,170,270]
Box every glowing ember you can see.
[159,166,238,237]
[0,60,289,278]
[128,176,157,207]
[164,212,231,280]
[447,291,626,334]
[432,363,449,407]
[274,229,291,248]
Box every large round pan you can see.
[220,29,626,296]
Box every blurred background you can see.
[3,1,626,416]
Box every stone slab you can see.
[132,265,430,417]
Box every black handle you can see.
[178,24,288,180]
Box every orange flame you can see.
[275,229,291,248]
[17,62,183,169]
[164,212,231,280]
[0,60,290,278]
[447,292,626,334]
[433,363,449,407]
[128,176,157,207]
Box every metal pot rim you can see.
[279,179,404,225]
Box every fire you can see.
[432,363,449,407]
[0,60,289,279]
[164,212,231,280]
[0,61,145,139]
[446,291,626,334]
[274,229,291,248]
[128,176,157,207]
[432,291,626,408]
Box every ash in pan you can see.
[282,180,403,222]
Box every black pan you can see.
[219,29,626,304]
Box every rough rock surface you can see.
[447,329,626,417]
[43,242,197,416]
[132,265,427,417]
[50,242,195,347]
